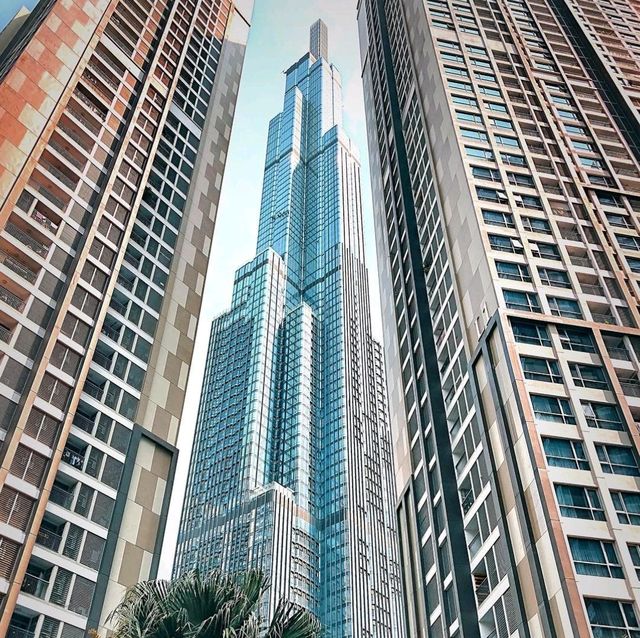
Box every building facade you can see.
[358,0,640,636]
[0,1,253,636]
[174,20,404,637]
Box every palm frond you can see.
[265,600,321,638]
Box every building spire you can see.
[309,19,328,60]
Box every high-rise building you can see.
[0,1,252,636]
[358,0,640,636]
[174,20,404,637]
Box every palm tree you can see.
[107,568,321,638]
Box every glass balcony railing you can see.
[61,447,85,470]
[21,573,49,598]
[8,626,36,638]
[49,485,74,509]
[0,250,37,283]
[5,222,49,255]
[36,527,63,552]
[0,285,25,311]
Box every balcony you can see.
[49,485,74,509]
[49,139,84,170]
[591,312,617,325]
[61,446,85,470]
[0,250,37,284]
[0,285,25,311]
[36,527,63,552]
[92,350,113,370]
[33,182,67,211]
[73,412,96,433]
[474,574,491,605]
[0,324,12,342]
[30,209,58,234]
[620,379,640,398]
[7,627,35,638]
[39,160,77,191]
[21,573,49,598]
[570,255,592,268]
[101,322,121,341]
[581,283,605,297]
[83,379,105,400]
[5,222,48,255]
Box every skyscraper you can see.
[0,1,253,636]
[174,20,403,637]
[359,0,640,636]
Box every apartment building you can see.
[0,1,252,636]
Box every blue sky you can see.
[0,1,38,32]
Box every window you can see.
[501,153,527,167]
[548,297,582,319]
[607,214,632,229]
[486,101,507,112]
[530,242,561,260]
[580,157,605,170]
[518,194,544,210]
[461,128,488,141]
[557,327,595,353]
[479,86,501,97]
[583,402,625,431]
[495,134,519,147]
[585,598,640,637]
[566,124,588,135]
[457,111,483,124]
[452,95,478,108]
[539,267,571,288]
[496,261,530,282]
[511,320,551,347]
[572,140,596,152]
[491,117,514,130]
[569,363,609,390]
[531,395,576,424]
[489,234,522,253]
[448,80,473,92]
[557,109,579,120]
[477,187,507,203]
[483,210,514,227]
[522,217,550,234]
[466,146,494,161]
[612,491,640,525]
[617,234,640,251]
[628,257,640,274]
[509,173,535,188]
[596,444,640,476]
[628,545,640,579]
[504,290,540,312]
[569,538,623,578]
[442,52,465,63]
[543,438,589,470]
[555,484,605,521]
[521,357,562,383]
[473,166,501,182]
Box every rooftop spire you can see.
[310,19,328,60]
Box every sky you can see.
[158,1,381,576]
[0,0,38,32]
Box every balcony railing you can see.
[61,447,85,470]
[93,350,113,369]
[5,222,49,255]
[36,527,63,552]
[607,346,630,361]
[0,285,25,311]
[74,412,96,433]
[570,256,592,268]
[581,283,605,296]
[30,209,58,234]
[83,380,105,400]
[592,312,617,325]
[8,627,35,638]
[0,250,37,283]
[34,183,67,211]
[474,576,491,605]
[21,573,49,598]
[49,139,84,169]
[117,276,135,291]
[0,325,12,342]
[101,323,121,341]
[40,160,77,191]
[49,485,74,509]
[110,299,128,315]
[620,381,640,397]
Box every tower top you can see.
[310,19,328,60]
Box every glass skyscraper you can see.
[358,0,640,636]
[175,20,403,637]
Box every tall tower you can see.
[359,0,640,636]
[0,1,253,637]
[174,21,404,637]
